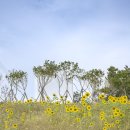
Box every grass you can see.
[0,94,130,130]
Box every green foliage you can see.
[6,70,27,84]
[33,60,59,77]
[86,69,104,88]
[107,66,130,98]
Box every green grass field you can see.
[0,94,130,130]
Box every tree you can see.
[74,68,88,98]
[86,69,104,101]
[33,60,59,101]
[59,61,80,102]
[6,70,28,102]
[106,66,130,98]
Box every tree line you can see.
[0,60,130,102]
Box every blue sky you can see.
[0,0,130,98]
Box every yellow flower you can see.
[102,99,107,104]
[47,108,52,112]
[100,116,105,120]
[73,107,78,112]
[115,120,120,124]
[122,96,128,100]
[10,111,13,115]
[12,124,18,129]
[115,108,120,113]
[51,111,54,115]
[120,113,124,118]
[112,107,116,111]
[111,123,115,127]
[60,96,63,99]
[104,122,108,126]
[87,105,91,111]
[65,108,70,112]
[89,122,94,127]
[99,94,105,99]
[112,99,116,103]
[5,109,9,113]
[29,99,32,103]
[85,92,90,97]
[100,111,105,116]
[108,95,113,100]
[82,102,87,107]
[103,127,107,130]
[113,112,119,117]
[69,107,74,112]
[122,100,127,104]
[40,101,45,106]
[76,117,80,122]
[66,101,71,104]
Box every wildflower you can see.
[89,122,94,127]
[60,96,63,99]
[73,108,78,112]
[120,113,124,118]
[66,108,70,112]
[100,116,105,120]
[103,127,107,130]
[76,117,81,122]
[47,108,52,112]
[55,101,60,105]
[115,120,120,124]
[82,95,87,100]
[104,122,108,126]
[82,102,87,107]
[112,107,116,111]
[99,94,105,99]
[27,100,30,103]
[12,124,18,129]
[113,112,119,117]
[69,107,73,112]
[115,108,120,113]
[9,111,13,115]
[5,109,9,113]
[85,92,90,97]
[100,111,105,116]
[51,111,54,115]
[29,99,32,103]
[86,105,91,111]
[102,99,107,104]
[66,101,70,104]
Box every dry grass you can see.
[0,96,130,130]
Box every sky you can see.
[0,0,130,98]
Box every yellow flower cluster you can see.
[112,107,123,117]
[98,94,105,100]
[45,108,54,115]
[81,92,91,101]
[99,111,105,120]
[65,105,79,113]
[0,93,129,130]
[108,96,128,104]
